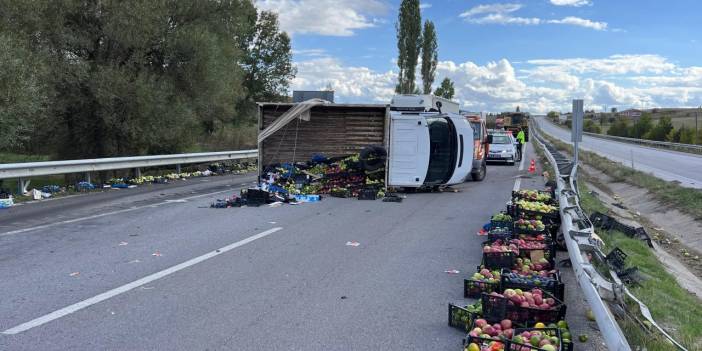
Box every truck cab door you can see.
[388,112,430,187]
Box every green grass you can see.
[541,132,702,220]
[0,152,50,163]
[579,184,702,350]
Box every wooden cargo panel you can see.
[259,104,387,167]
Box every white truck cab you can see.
[387,95,482,187]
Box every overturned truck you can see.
[256,95,492,191]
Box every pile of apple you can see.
[512,329,560,351]
[512,258,555,276]
[514,233,547,241]
[514,218,546,232]
[491,288,558,310]
[468,318,516,342]
[509,238,549,250]
[472,268,502,284]
[515,189,552,202]
[482,240,519,254]
[515,200,557,214]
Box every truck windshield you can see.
[424,117,457,184]
[511,114,523,124]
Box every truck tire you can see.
[360,145,387,171]
[471,161,486,181]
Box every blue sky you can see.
[257,0,702,113]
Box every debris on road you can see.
[444,269,461,274]
[69,272,80,277]
[345,241,360,247]
[118,241,128,246]
[128,259,141,264]
[152,251,162,257]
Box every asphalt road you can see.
[0,144,600,350]
[535,117,702,189]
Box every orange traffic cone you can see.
[528,159,536,174]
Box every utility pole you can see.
[696,106,700,144]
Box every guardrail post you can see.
[85,172,91,184]
[135,168,141,178]
[175,164,181,174]
[18,178,30,194]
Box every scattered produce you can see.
[579,334,588,342]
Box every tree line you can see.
[0,0,294,160]
[548,111,701,145]
[607,114,701,144]
[395,0,454,99]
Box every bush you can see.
[644,116,673,141]
[608,118,630,137]
[584,119,602,134]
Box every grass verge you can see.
[540,132,702,220]
[579,184,702,350]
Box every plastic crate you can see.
[244,189,270,206]
[516,241,557,264]
[500,269,565,301]
[448,303,475,332]
[490,219,513,229]
[512,190,557,205]
[464,279,500,299]
[482,251,516,270]
[330,189,350,198]
[488,228,512,242]
[463,335,508,350]
[481,290,567,325]
[357,188,378,200]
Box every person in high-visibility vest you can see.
[516,128,526,161]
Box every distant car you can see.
[486,131,517,165]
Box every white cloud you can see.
[549,0,592,7]
[460,3,607,30]
[460,3,541,26]
[419,3,432,10]
[256,0,387,36]
[293,54,702,113]
[548,16,607,30]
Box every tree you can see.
[607,118,630,137]
[241,11,296,105]
[434,77,455,99]
[667,125,683,142]
[2,0,263,159]
[679,125,696,144]
[420,20,437,94]
[644,116,673,141]
[629,113,653,139]
[0,34,48,151]
[395,0,422,94]
[546,111,559,121]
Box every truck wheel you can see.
[360,145,387,171]
[508,158,515,166]
[471,161,486,181]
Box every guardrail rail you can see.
[0,150,258,193]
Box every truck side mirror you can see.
[485,135,493,144]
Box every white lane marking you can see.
[0,184,250,237]
[2,227,283,335]
[513,143,529,191]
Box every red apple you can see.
[500,319,512,330]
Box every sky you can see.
[256,0,702,113]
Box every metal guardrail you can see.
[583,131,702,153]
[544,118,702,154]
[531,125,632,351]
[0,150,258,193]
[532,123,688,350]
